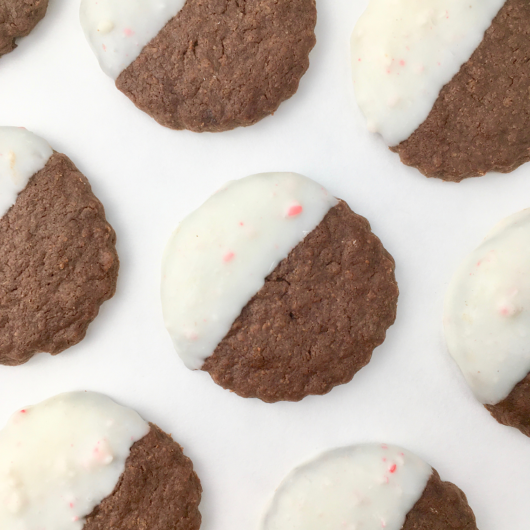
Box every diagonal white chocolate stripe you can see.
[351,0,506,146]
[0,392,149,530]
[80,0,186,80]
[444,209,530,405]
[261,444,432,530]
[0,127,53,220]
[161,173,338,370]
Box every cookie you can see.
[0,0,48,57]
[351,0,530,182]
[0,392,202,530]
[0,127,119,366]
[444,209,530,437]
[161,172,398,402]
[261,444,477,530]
[80,0,317,132]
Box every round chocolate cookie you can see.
[0,392,202,530]
[444,209,530,438]
[203,200,398,402]
[81,0,316,132]
[161,173,398,403]
[351,0,530,182]
[0,0,48,57]
[84,423,202,530]
[261,444,477,530]
[0,128,119,366]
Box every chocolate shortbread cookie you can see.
[262,444,477,530]
[444,209,530,438]
[162,173,398,402]
[81,0,317,132]
[352,0,530,181]
[0,392,202,530]
[0,127,118,366]
[0,0,48,57]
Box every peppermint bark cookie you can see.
[161,173,398,403]
[0,127,119,366]
[0,392,202,530]
[80,0,317,132]
[444,210,530,437]
[0,0,48,57]
[261,444,477,530]
[351,0,530,182]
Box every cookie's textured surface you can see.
[0,0,48,57]
[0,153,119,366]
[203,200,398,402]
[84,423,202,530]
[391,0,530,182]
[116,0,317,132]
[486,372,530,438]
[404,470,478,530]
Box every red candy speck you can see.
[287,204,303,217]
[223,252,235,263]
[124,28,134,36]
[389,464,397,473]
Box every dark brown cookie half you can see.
[404,469,478,530]
[0,0,48,57]
[0,153,119,366]
[116,0,317,132]
[391,0,530,182]
[202,200,399,403]
[486,371,530,438]
[84,423,202,530]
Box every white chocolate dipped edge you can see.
[80,0,186,80]
[351,0,506,146]
[261,444,432,530]
[0,127,53,220]
[0,392,149,530]
[444,209,530,405]
[161,172,338,370]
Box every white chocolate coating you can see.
[0,392,149,530]
[351,0,506,146]
[444,210,530,405]
[261,444,432,530]
[0,127,53,220]
[80,0,186,80]
[161,172,337,370]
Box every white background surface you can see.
[0,0,529,528]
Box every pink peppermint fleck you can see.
[287,204,303,217]
[223,252,235,263]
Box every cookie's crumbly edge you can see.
[84,423,202,530]
[391,0,530,182]
[485,371,530,438]
[0,0,49,56]
[404,469,478,530]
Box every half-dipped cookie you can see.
[80,0,317,132]
[351,0,530,182]
[444,210,530,437]
[0,127,118,366]
[0,391,202,529]
[0,0,48,58]
[261,444,477,530]
[161,172,398,402]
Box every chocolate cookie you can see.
[80,0,316,132]
[261,444,477,530]
[161,173,398,402]
[444,209,530,438]
[0,0,48,57]
[85,423,202,530]
[0,127,118,366]
[352,0,529,182]
[0,392,202,530]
